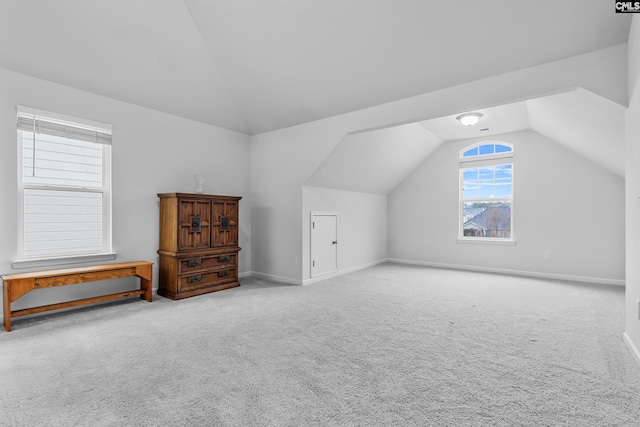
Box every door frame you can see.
[310,211,339,278]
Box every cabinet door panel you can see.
[178,199,211,250]
[212,200,238,247]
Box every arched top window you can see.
[459,141,513,159]
[458,141,514,242]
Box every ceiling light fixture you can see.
[456,112,483,126]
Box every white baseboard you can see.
[387,258,625,287]
[247,259,390,286]
[237,259,624,288]
[623,332,640,369]
[248,271,302,285]
[238,271,252,279]
[302,258,388,285]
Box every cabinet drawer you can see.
[178,268,238,291]
[179,253,237,274]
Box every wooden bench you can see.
[1,261,153,332]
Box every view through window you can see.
[459,142,513,240]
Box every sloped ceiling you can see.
[307,89,624,195]
[0,0,631,135]
[527,89,626,177]
[418,102,532,142]
[305,123,442,194]
[0,1,629,195]
[0,1,247,132]
[416,89,625,178]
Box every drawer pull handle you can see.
[189,274,202,283]
[189,258,201,267]
[219,255,230,263]
[218,270,229,278]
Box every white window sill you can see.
[12,253,117,270]
[456,238,517,246]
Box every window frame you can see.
[13,106,115,269]
[458,141,515,245]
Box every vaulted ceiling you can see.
[0,1,630,196]
[0,0,631,136]
[305,88,626,195]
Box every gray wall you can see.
[250,45,626,284]
[0,68,252,316]
[625,15,640,363]
[388,130,624,283]
[302,186,387,283]
[0,44,629,318]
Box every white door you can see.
[311,213,338,278]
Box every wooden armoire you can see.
[157,193,241,300]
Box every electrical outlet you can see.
[637,300,640,320]
[543,251,552,260]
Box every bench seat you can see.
[2,261,153,331]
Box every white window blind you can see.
[16,106,112,261]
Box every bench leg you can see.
[3,282,11,332]
[136,264,153,302]
[141,277,152,302]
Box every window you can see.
[459,142,513,241]
[15,106,113,265]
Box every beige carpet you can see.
[1,263,639,426]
